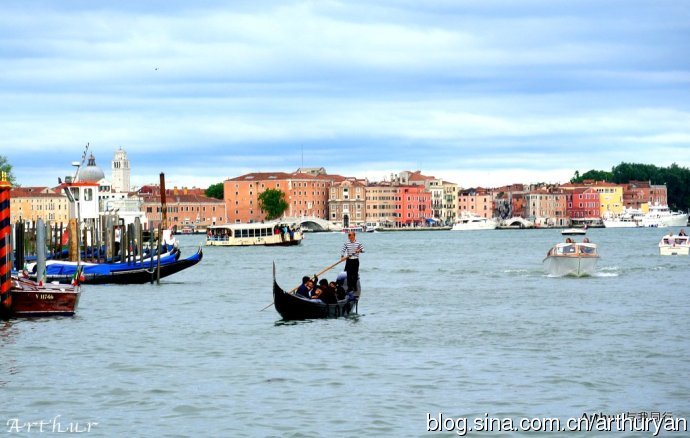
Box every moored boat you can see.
[4,277,81,317]
[638,204,688,228]
[272,264,358,320]
[30,248,203,284]
[543,241,599,277]
[451,214,497,231]
[206,221,303,246]
[658,234,689,256]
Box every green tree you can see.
[0,155,17,185]
[205,182,224,199]
[258,188,288,220]
[570,169,613,183]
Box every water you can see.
[2,228,689,436]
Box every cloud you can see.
[1,0,689,188]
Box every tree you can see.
[258,188,288,220]
[570,169,613,183]
[0,155,16,185]
[205,182,224,200]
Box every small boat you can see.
[3,277,81,317]
[543,241,599,277]
[272,264,358,320]
[658,234,689,256]
[561,228,586,235]
[206,221,303,246]
[29,248,203,284]
[451,214,497,231]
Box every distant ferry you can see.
[206,221,303,246]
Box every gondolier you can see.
[341,232,364,293]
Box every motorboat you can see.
[638,204,688,228]
[658,234,689,256]
[543,241,599,277]
[561,228,586,236]
[451,214,497,231]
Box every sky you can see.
[2,0,689,189]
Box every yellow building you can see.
[10,187,70,225]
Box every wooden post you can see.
[156,223,162,284]
[36,218,46,284]
[160,173,167,230]
[68,218,79,262]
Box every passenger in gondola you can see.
[312,279,337,304]
[296,276,315,298]
[335,271,348,300]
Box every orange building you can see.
[224,171,339,223]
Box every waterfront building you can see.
[9,187,69,225]
[328,178,367,228]
[399,185,432,226]
[224,171,338,223]
[560,180,623,218]
[365,183,399,228]
[621,180,651,212]
[649,184,668,207]
[566,187,600,220]
[458,188,494,219]
[442,181,458,225]
[525,189,569,227]
[139,186,225,231]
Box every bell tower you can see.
[111,147,131,193]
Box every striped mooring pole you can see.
[0,171,12,310]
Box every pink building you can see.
[458,188,494,218]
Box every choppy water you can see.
[2,228,689,436]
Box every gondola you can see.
[30,247,203,285]
[272,263,358,320]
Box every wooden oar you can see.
[259,256,350,311]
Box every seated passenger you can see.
[312,279,337,304]
[335,271,348,299]
[295,276,315,298]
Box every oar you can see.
[259,256,349,311]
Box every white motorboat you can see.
[602,208,644,228]
[658,234,690,256]
[638,204,688,228]
[561,228,586,236]
[543,242,599,277]
[451,214,497,231]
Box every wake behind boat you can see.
[543,241,599,277]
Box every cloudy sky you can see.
[2,0,689,189]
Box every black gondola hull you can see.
[273,280,357,320]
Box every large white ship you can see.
[638,204,688,228]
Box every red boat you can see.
[2,277,81,318]
[1,171,81,318]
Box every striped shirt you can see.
[341,241,364,259]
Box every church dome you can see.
[77,153,106,182]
